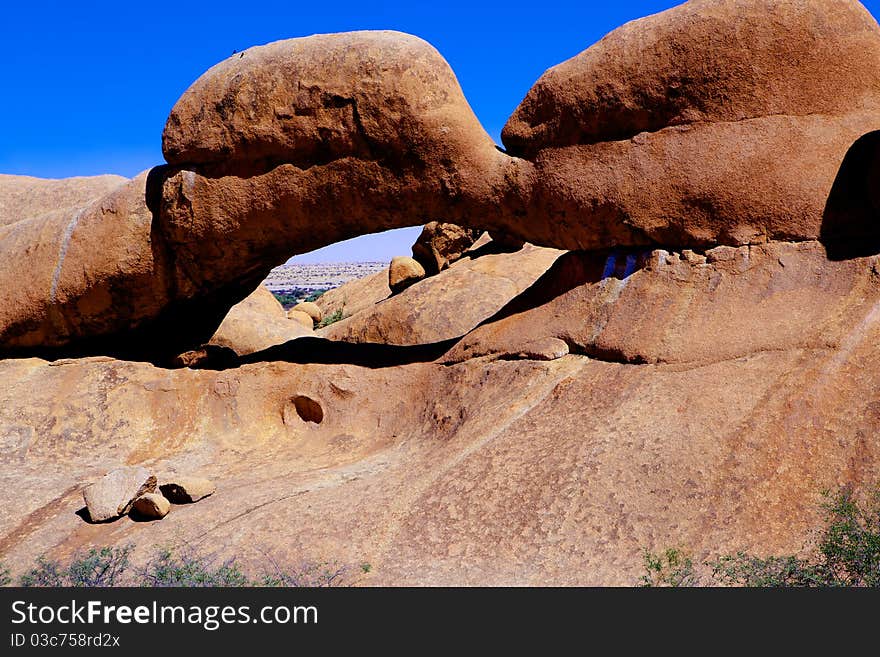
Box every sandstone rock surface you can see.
[388,256,426,294]
[0,174,127,227]
[209,285,310,355]
[82,467,156,523]
[7,4,880,357]
[315,270,391,322]
[291,301,323,324]
[322,243,562,345]
[131,493,171,519]
[502,0,880,249]
[160,477,216,504]
[288,310,315,329]
[411,222,482,275]
[5,2,880,589]
[445,241,880,366]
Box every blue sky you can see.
[3,1,879,262]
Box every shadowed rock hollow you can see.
[3,0,880,586]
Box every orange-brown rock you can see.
[315,270,391,321]
[388,256,426,294]
[321,243,562,345]
[82,467,157,523]
[155,32,513,317]
[287,310,315,330]
[0,172,174,355]
[0,173,127,227]
[502,0,880,249]
[209,285,310,356]
[411,222,483,275]
[131,493,171,520]
[3,278,880,583]
[291,301,323,324]
[445,241,880,366]
[9,7,880,358]
[159,477,215,504]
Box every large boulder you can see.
[0,174,127,227]
[209,285,311,356]
[156,32,512,313]
[411,222,483,275]
[5,4,880,359]
[501,0,880,249]
[388,256,426,294]
[444,241,880,365]
[291,301,323,324]
[0,172,174,355]
[82,467,157,523]
[321,242,562,345]
[315,270,391,321]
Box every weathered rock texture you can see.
[291,301,323,324]
[445,241,880,365]
[81,467,156,523]
[388,256,426,294]
[0,174,127,227]
[131,493,171,519]
[4,1,880,588]
[288,310,315,330]
[501,0,880,249]
[160,477,215,504]
[315,270,391,320]
[3,264,880,583]
[412,222,483,275]
[209,285,310,356]
[321,243,562,345]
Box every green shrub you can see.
[317,308,346,328]
[304,290,327,303]
[257,560,351,587]
[13,545,365,587]
[710,553,825,587]
[139,548,249,587]
[639,548,698,587]
[641,483,880,587]
[20,546,133,587]
[0,563,10,586]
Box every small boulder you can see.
[131,493,171,519]
[291,301,323,324]
[287,309,315,329]
[411,222,482,275]
[389,256,426,294]
[160,477,216,503]
[82,467,156,523]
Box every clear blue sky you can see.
[3,1,879,262]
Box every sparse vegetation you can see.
[639,547,698,587]
[20,546,133,587]
[140,547,249,587]
[270,288,329,310]
[317,308,346,328]
[256,558,355,587]
[0,563,10,586]
[641,483,880,587]
[11,545,367,587]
